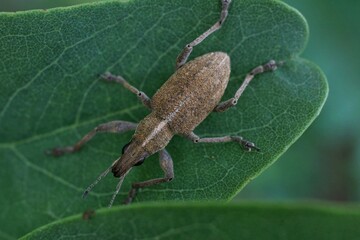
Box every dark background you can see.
[1,0,359,202]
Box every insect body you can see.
[47,0,280,206]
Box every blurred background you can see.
[1,0,359,202]
[240,0,360,202]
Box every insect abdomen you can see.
[151,52,231,134]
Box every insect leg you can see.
[214,60,281,112]
[175,0,232,69]
[46,120,137,157]
[124,148,174,204]
[184,131,260,152]
[101,72,152,109]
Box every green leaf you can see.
[20,202,360,240]
[0,0,327,238]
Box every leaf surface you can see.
[21,202,360,240]
[0,0,327,238]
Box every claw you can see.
[45,148,65,157]
[244,141,260,152]
[123,188,138,205]
[100,72,112,80]
[45,146,76,157]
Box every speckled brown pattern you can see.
[152,52,230,134]
[131,52,230,155]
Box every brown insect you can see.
[47,0,280,206]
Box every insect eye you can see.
[121,141,132,154]
[134,158,145,166]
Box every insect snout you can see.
[111,163,122,178]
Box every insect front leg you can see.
[214,60,281,112]
[46,120,137,157]
[101,72,152,109]
[184,132,260,152]
[175,0,232,69]
[124,148,174,204]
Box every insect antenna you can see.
[108,169,131,208]
[82,159,117,199]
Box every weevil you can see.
[47,0,280,206]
